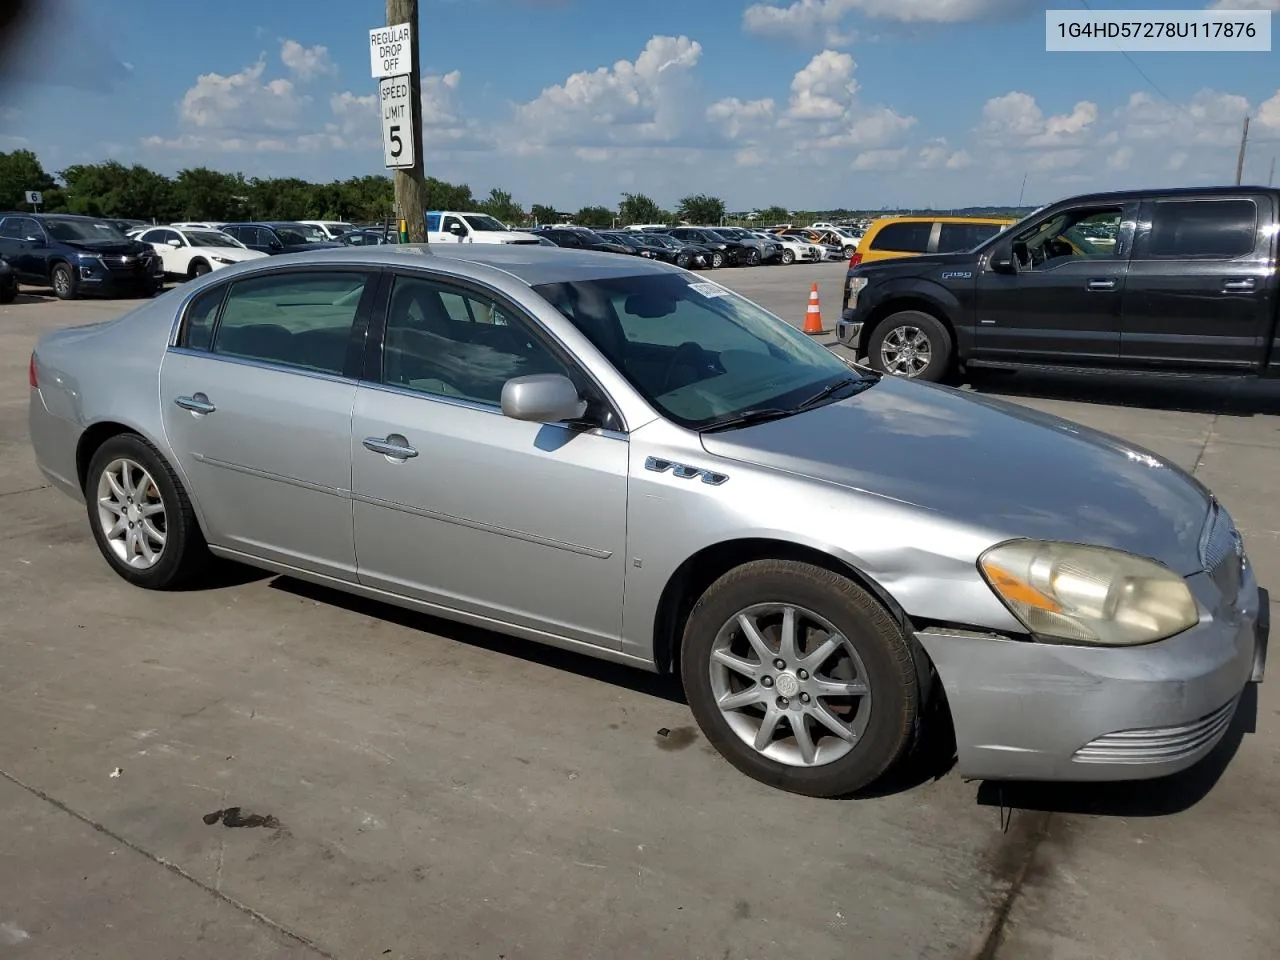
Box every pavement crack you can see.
[0,483,51,498]
[970,808,1052,960]
[1192,414,1220,476]
[0,766,339,959]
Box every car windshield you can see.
[575,229,607,244]
[183,230,242,248]
[462,214,509,232]
[531,273,871,430]
[44,219,126,242]
[276,224,328,244]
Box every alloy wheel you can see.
[708,602,872,767]
[879,325,932,378]
[96,457,167,569]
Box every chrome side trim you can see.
[192,454,351,498]
[644,456,728,485]
[166,346,358,386]
[1072,696,1238,765]
[350,492,613,559]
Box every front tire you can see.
[709,251,725,269]
[680,559,919,798]
[744,248,761,267]
[867,310,953,382]
[85,434,210,590]
[190,260,211,278]
[51,263,77,300]
[780,248,795,265]
[0,281,15,304]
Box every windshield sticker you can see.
[688,281,731,299]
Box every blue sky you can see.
[1,0,1277,209]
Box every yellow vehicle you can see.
[851,215,1016,266]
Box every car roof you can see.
[250,242,676,285]
[867,216,1015,226]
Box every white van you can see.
[425,211,541,245]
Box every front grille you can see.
[1072,697,1238,765]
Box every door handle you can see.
[1222,279,1256,292]
[175,393,216,414]
[363,435,418,459]
[1086,279,1116,291]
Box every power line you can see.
[1076,0,1193,120]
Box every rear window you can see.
[869,221,931,253]
[937,223,1004,253]
[1146,199,1256,260]
[425,214,441,232]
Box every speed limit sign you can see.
[380,75,414,169]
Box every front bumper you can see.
[836,318,862,350]
[916,566,1267,783]
[77,255,163,293]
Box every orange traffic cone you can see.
[802,282,825,335]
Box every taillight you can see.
[848,252,862,268]
[28,352,37,389]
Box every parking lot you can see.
[1,262,1277,960]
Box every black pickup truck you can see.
[838,186,1279,382]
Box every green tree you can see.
[758,205,789,224]
[530,203,558,226]
[575,205,614,228]
[618,192,662,225]
[423,176,475,211]
[480,188,524,225]
[61,161,175,221]
[676,193,725,225]
[171,167,247,221]
[0,149,57,211]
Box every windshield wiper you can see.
[700,407,797,433]
[794,375,877,412]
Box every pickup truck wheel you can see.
[51,263,77,300]
[868,311,952,382]
[680,559,919,798]
[780,248,795,265]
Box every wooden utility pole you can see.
[387,0,427,242]
[1269,156,1275,187]
[1234,114,1249,186]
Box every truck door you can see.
[441,214,468,243]
[1120,194,1275,371]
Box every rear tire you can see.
[780,249,795,265]
[680,559,919,798]
[867,310,953,383]
[190,260,211,278]
[745,248,761,266]
[0,281,15,304]
[51,263,77,300]
[84,433,211,590]
[710,251,725,269]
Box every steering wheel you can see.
[661,341,712,393]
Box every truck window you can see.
[937,223,1004,253]
[869,222,931,253]
[1146,199,1256,260]
[442,216,465,235]
[426,214,441,232]
[1012,207,1122,269]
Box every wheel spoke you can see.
[737,614,775,663]
[141,518,166,546]
[778,606,799,662]
[814,677,869,698]
[98,497,125,517]
[140,501,165,518]
[808,703,857,742]
[754,705,784,751]
[791,714,817,764]
[800,635,841,671]
[139,535,156,565]
[107,516,127,539]
[717,686,765,712]
[712,648,760,679]
[105,470,128,501]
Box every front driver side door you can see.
[972,202,1136,364]
[349,271,629,649]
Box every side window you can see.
[382,275,568,406]
[179,283,227,351]
[223,226,243,242]
[0,218,23,238]
[1015,206,1123,268]
[869,222,931,253]
[1146,199,1256,260]
[211,271,371,375]
[442,216,464,235]
[937,223,1004,253]
[425,214,441,232]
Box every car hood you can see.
[700,377,1212,575]
[61,239,153,256]
[193,246,267,260]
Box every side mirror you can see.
[167,238,182,247]
[448,223,464,235]
[500,373,588,424]
[269,239,283,250]
[989,242,1018,274]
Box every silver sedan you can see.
[28,243,1268,797]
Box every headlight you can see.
[211,256,235,265]
[979,540,1198,646]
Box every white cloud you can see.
[0,106,19,123]
[280,40,337,81]
[176,56,307,134]
[1107,146,1134,171]
[979,91,1097,147]
[917,139,972,170]
[787,50,858,119]
[852,147,908,170]
[706,97,776,139]
[780,51,915,149]
[509,35,703,152]
[743,0,1033,40]
[1260,90,1280,129]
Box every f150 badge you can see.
[941,270,973,280]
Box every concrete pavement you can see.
[0,264,1276,960]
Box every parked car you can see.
[299,220,356,241]
[26,243,1267,797]
[219,222,345,256]
[534,227,632,256]
[172,222,229,231]
[0,212,164,299]
[662,227,748,268]
[778,229,845,261]
[340,228,397,246]
[839,186,1280,382]
[706,227,780,266]
[620,232,709,269]
[0,254,16,303]
[746,230,821,264]
[426,211,542,245]
[136,225,268,280]
[108,218,152,236]
[851,216,1014,267]
[597,231,663,259]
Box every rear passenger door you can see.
[1120,194,1275,370]
[160,268,379,577]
